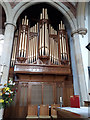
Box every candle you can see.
[60,97,62,102]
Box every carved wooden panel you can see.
[14,63,71,75]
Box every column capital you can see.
[4,22,16,28]
[71,28,87,37]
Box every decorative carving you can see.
[17,57,27,63]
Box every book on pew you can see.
[70,95,80,108]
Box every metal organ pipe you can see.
[39,27,42,56]
[11,31,18,67]
[22,30,25,57]
[36,23,38,60]
[19,33,22,57]
[58,21,69,64]
[16,10,69,65]
[28,23,38,63]
[66,33,69,61]
[41,8,44,56]
[39,8,49,56]
[42,21,44,56]
[19,16,28,58]
[49,25,58,64]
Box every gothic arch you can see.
[0,2,12,22]
[12,1,77,32]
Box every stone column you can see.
[0,22,15,85]
[73,33,88,105]
[88,2,90,101]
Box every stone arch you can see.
[0,2,12,22]
[12,1,77,32]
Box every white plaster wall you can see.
[79,3,88,91]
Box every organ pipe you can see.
[19,16,29,58]
[39,8,49,56]
[15,9,69,65]
[11,31,18,67]
[58,21,69,64]
[28,23,38,63]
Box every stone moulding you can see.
[71,28,87,37]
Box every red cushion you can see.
[70,95,80,108]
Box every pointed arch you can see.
[12,1,77,32]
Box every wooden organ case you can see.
[10,8,74,108]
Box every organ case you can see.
[9,8,73,107]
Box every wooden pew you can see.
[51,104,60,118]
[26,105,38,119]
[39,104,50,118]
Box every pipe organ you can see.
[8,7,73,115]
[11,8,70,67]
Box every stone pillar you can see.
[88,2,90,101]
[73,33,88,105]
[0,22,15,85]
[0,34,4,83]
